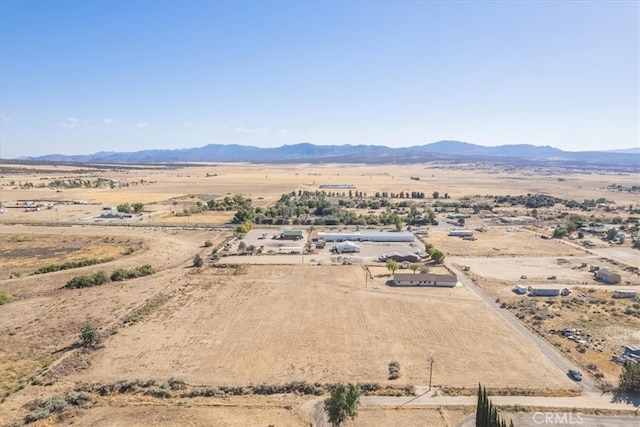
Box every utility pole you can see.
[428,354,435,391]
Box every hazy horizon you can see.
[1,1,638,158]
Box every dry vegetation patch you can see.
[71,265,571,391]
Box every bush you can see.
[80,323,102,348]
[0,290,13,305]
[110,265,155,281]
[204,240,213,247]
[32,258,114,275]
[388,361,401,380]
[145,386,172,398]
[65,391,92,405]
[193,254,203,267]
[64,271,110,289]
[167,377,187,390]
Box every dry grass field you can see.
[68,265,570,390]
[1,161,639,426]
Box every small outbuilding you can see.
[334,241,360,253]
[281,230,303,240]
[448,229,474,237]
[514,284,527,295]
[613,290,637,298]
[595,268,622,284]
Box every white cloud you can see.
[136,122,149,129]
[0,114,14,123]
[223,124,269,134]
[183,121,207,129]
[102,118,118,125]
[59,117,79,129]
[278,129,291,138]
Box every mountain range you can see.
[17,141,640,170]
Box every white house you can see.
[391,273,458,288]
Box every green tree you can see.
[606,227,618,241]
[430,250,445,264]
[132,202,144,213]
[419,266,431,274]
[238,241,247,253]
[385,259,399,275]
[80,323,102,348]
[619,361,640,393]
[409,263,420,274]
[117,203,131,213]
[553,226,567,239]
[432,191,440,199]
[324,383,361,426]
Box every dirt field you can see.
[1,162,639,426]
[65,264,572,391]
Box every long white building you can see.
[317,231,414,242]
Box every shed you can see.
[595,268,621,284]
[281,230,303,240]
[335,241,360,253]
[448,229,474,237]
[514,284,527,295]
[613,290,637,299]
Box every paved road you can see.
[446,263,600,394]
[361,394,639,410]
[459,413,639,427]
[507,414,640,427]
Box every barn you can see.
[391,273,458,288]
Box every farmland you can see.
[1,161,639,425]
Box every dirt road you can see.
[446,263,601,394]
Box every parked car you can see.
[520,275,527,279]
[568,369,582,381]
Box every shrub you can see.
[65,391,92,405]
[193,254,203,267]
[388,361,401,380]
[204,240,213,247]
[0,290,13,305]
[80,323,102,348]
[32,258,114,275]
[167,377,187,390]
[64,271,110,289]
[145,386,172,398]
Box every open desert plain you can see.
[1,161,639,426]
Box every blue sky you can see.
[1,0,638,158]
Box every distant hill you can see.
[15,141,640,170]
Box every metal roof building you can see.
[317,231,414,242]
